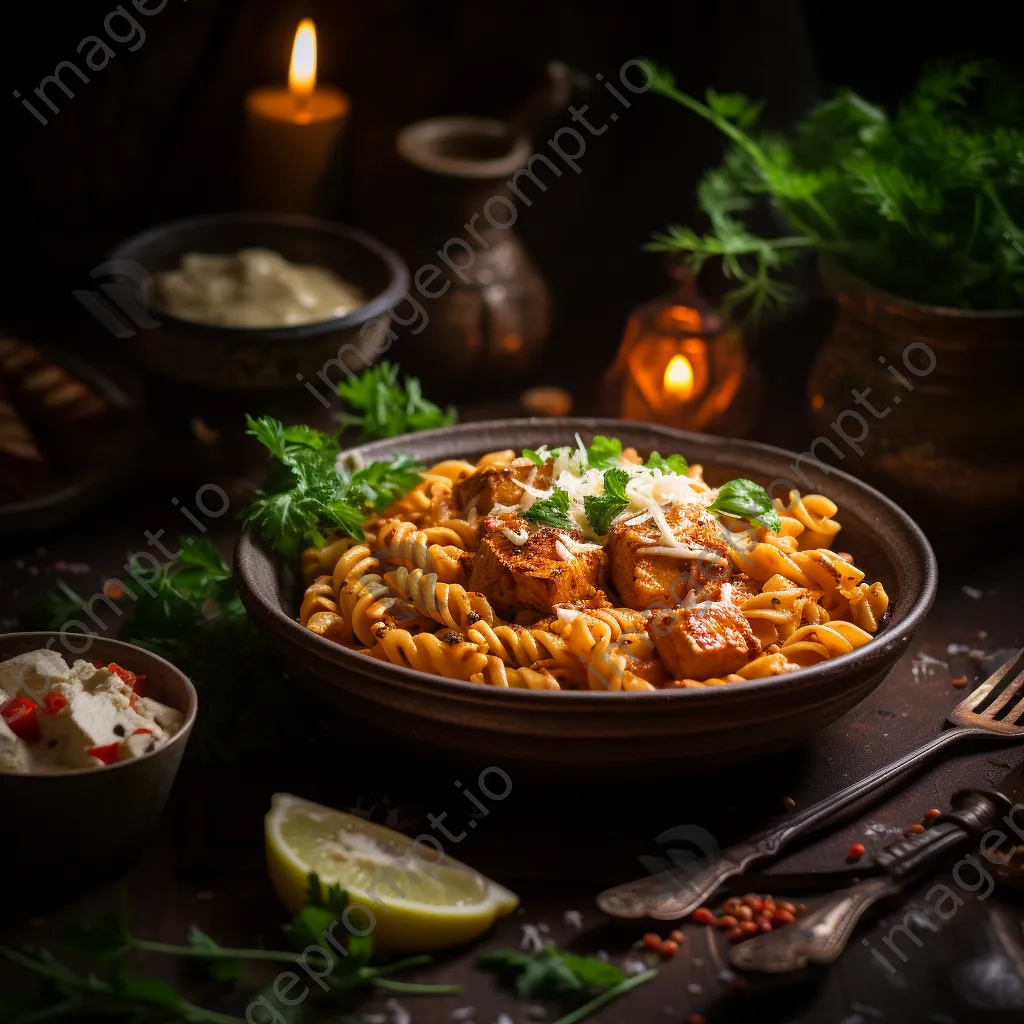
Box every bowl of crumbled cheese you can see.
[0,633,197,881]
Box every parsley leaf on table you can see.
[708,477,781,532]
[583,468,632,535]
[337,361,456,440]
[522,487,575,531]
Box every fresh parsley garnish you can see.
[478,945,655,1024]
[583,468,631,535]
[645,451,689,475]
[478,945,626,998]
[2,872,458,1023]
[242,415,424,556]
[522,486,575,531]
[708,477,781,532]
[647,60,1024,317]
[586,435,624,471]
[337,361,456,440]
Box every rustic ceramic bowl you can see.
[109,212,409,390]
[235,419,937,769]
[0,633,197,880]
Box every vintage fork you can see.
[597,647,1024,921]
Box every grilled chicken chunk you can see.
[453,458,553,516]
[467,514,606,617]
[607,502,730,609]
[650,602,761,680]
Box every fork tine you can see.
[981,673,1024,719]
[962,647,1024,715]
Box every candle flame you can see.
[289,19,317,98]
[664,354,695,400]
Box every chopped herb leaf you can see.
[645,451,689,475]
[522,448,547,467]
[522,487,575,531]
[586,435,624,471]
[584,468,632,535]
[708,477,781,532]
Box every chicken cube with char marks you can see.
[650,602,761,681]
[453,458,553,517]
[607,502,731,610]
[468,514,606,617]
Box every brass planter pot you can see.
[808,261,1024,519]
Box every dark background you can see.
[2,0,1018,374]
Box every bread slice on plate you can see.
[0,378,46,500]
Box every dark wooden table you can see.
[3,367,1024,1024]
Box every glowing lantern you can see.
[607,271,754,434]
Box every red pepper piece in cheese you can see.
[86,742,120,766]
[1,696,40,742]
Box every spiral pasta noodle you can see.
[361,627,490,681]
[383,566,498,633]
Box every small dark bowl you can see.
[109,212,410,390]
[235,419,937,770]
[0,633,198,880]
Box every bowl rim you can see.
[107,211,411,340]
[236,418,938,705]
[0,632,199,778]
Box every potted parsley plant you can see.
[647,60,1024,516]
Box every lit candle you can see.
[663,353,695,403]
[245,19,349,214]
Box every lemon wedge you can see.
[265,792,519,953]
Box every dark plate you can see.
[0,352,138,537]
[235,419,938,769]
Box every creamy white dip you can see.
[0,650,183,773]
[155,247,366,328]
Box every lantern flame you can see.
[289,19,317,99]
[663,354,695,400]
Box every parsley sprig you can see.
[337,361,456,440]
[478,945,656,1024]
[522,486,575,531]
[708,478,781,532]
[583,468,631,535]
[242,415,424,556]
[647,60,1024,316]
[1,873,458,1024]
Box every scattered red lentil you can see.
[726,927,745,942]
[661,940,679,957]
[908,823,926,835]
[669,929,685,944]
[772,909,796,925]
[691,908,714,924]
[779,901,797,915]
[642,933,662,952]
[743,894,763,913]
[715,915,738,929]
[848,842,866,860]
[925,808,942,821]
[739,921,759,936]
[688,1014,707,1024]
[734,905,754,922]
[103,580,125,600]
[797,903,808,914]
[756,914,773,932]
[783,796,796,809]
[952,675,968,687]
